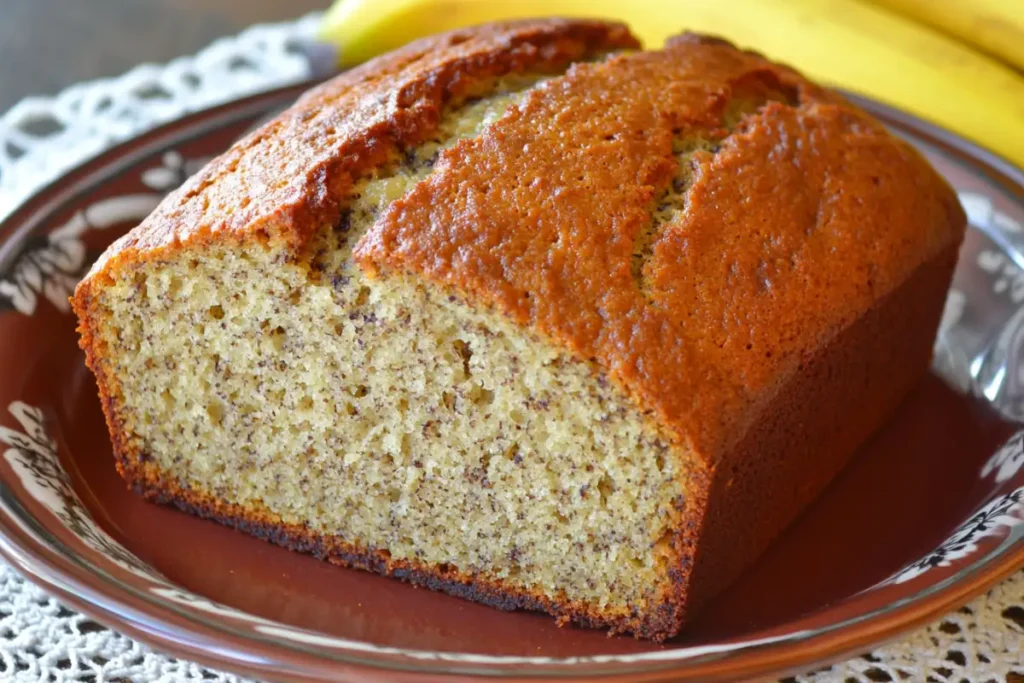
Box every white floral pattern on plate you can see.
[877,431,1024,586]
[0,195,160,315]
[0,400,320,630]
[0,150,208,317]
[0,402,165,583]
[885,486,1024,586]
[982,431,1024,484]
[140,151,212,193]
[977,250,1024,303]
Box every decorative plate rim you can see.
[0,82,1021,681]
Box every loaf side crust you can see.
[683,241,963,615]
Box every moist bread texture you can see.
[73,20,966,641]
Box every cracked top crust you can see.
[353,31,965,459]
[77,21,965,462]
[80,19,638,281]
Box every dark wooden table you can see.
[0,0,331,113]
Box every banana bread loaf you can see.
[72,19,966,641]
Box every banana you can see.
[317,0,1024,169]
[317,0,661,66]
[866,0,1024,72]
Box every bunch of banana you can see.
[317,0,1024,169]
[867,0,1023,71]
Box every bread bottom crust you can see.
[130,475,682,641]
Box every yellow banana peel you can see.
[867,0,1024,72]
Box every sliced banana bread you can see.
[72,19,966,641]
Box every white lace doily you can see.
[0,14,1021,683]
[0,13,322,223]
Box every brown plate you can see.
[0,84,1021,682]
